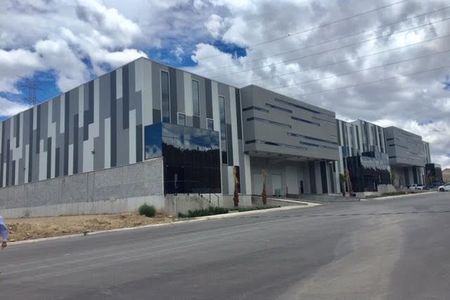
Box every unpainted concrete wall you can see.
[0,158,164,218]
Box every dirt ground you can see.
[6,213,175,242]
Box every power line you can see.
[242,33,450,87]
[17,79,42,106]
[274,64,450,97]
[197,0,410,60]
[206,16,450,78]
[264,48,450,91]
[201,4,450,73]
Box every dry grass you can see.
[6,213,175,242]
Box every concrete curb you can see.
[362,191,438,201]
[9,201,320,246]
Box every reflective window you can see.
[192,80,200,116]
[144,123,162,160]
[162,123,220,194]
[161,71,170,123]
[144,123,221,194]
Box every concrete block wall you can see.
[0,158,164,218]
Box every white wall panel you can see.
[229,87,239,166]
[244,154,252,195]
[211,81,220,133]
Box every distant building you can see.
[425,163,443,185]
[443,169,450,183]
[384,127,426,187]
[336,119,391,193]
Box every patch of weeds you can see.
[138,204,156,217]
[178,207,229,218]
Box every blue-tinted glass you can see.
[144,123,162,159]
[161,123,221,194]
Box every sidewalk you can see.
[363,191,438,201]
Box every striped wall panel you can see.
[0,58,244,193]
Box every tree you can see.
[339,173,346,196]
[261,169,267,205]
[232,166,240,207]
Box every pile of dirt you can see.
[6,213,175,242]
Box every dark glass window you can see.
[144,123,221,194]
[162,124,220,194]
[161,71,170,123]
[192,80,200,116]
[219,96,227,164]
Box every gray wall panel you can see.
[176,69,185,116]
[0,58,244,198]
[169,67,177,125]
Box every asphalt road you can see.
[2,192,450,299]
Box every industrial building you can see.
[0,57,435,217]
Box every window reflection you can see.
[145,123,221,194]
[144,123,162,159]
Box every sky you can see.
[1,0,450,168]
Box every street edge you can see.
[9,201,320,246]
[362,191,438,201]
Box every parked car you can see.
[438,183,450,192]
[409,184,424,191]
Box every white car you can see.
[409,184,424,191]
[438,183,450,192]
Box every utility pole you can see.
[18,78,41,106]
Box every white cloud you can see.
[187,0,450,168]
[0,97,29,117]
[35,39,89,91]
[205,14,225,39]
[1,0,450,169]
[0,49,44,92]
[171,45,185,62]
[0,0,146,96]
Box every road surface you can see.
[2,192,450,299]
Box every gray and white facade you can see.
[241,85,339,197]
[384,126,427,186]
[0,57,435,216]
[336,119,388,175]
